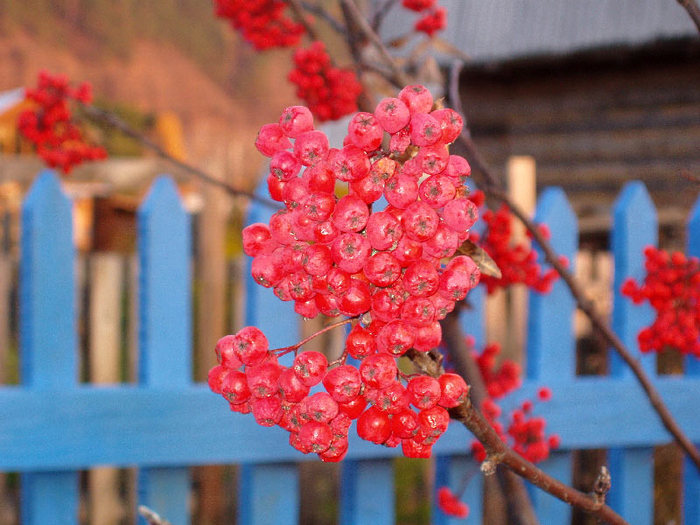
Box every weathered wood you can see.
[88,253,125,525]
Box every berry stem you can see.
[273,318,355,355]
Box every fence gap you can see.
[608,181,657,524]
[137,177,192,524]
[19,171,79,524]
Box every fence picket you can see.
[19,171,79,524]
[240,183,300,525]
[525,187,576,522]
[340,460,395,525]
[137,177,192,524]
[684,196,700,525]
[608,182,657,524]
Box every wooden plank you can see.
[506,156,536,361]
[239,178,300,524]
[684,196,700,525]
[137,177,192,525]
[526,187,576,522]
[608,182,657,524]
[19,171,79,524]
[433,455,482,525]
[88,253,125,525]
[340,459,394,525]
[1,378,700,469]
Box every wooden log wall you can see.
[458,41,700,245]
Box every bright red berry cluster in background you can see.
[288,42,363,122]
[209,84,484,459]
[17,71,107,174]
[213,0,304,50]
[464,339,559,464]
[622,246,700,356]
[469,199,561,294]
[436,486,469,518]
[401,0,447,37]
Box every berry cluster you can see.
[213,0,304,50]
[469,200,560,294]
[17,71,107,174]
[288,42,363,122]
[208,327,470,461]
[474,342,522,399]
[436,486,469,518]
[621,247,700,356]
[212,85,483,459]
[401,0,447,37]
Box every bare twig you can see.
[299,1,347,35]
[138,505,172,525]
[441,312,539,525]
[339,0,409,87]
[404,348,628,525]
[445,64,700,472]
[287,0,323,42]
[79,103,280,210]
[676,0,700,32]
[371,0,400,32]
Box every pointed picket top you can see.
[527,187,577,381]
[685,196,700,376]
[610,181,657,378]
[21,170,77,388]
[137,176,192,387]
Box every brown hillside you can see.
[0,25,296,187]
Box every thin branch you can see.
[79,103,280,210]
[287,0,323,42]
[441,312,540,525]
[299,1,348,35]
[445,64,700,472]
[405,347,628,525]
[339,0,410,87]
[676,0,700,32]
[371,0,400,32]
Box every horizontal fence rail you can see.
[0,170,698,524]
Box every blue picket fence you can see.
[0,170,699,524]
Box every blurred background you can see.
[0,1,698,524]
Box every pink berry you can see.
[407,376,441,409]
[357,406,391,444]
[323,364,362,403]
[410,113,442,146]
[279,106,314,138]
[398,85,434,114]
[360,353,397,389]
[255,123,292,157]
[347,112,384,151]
[376,320,415,356]
[438,373,469,408]
[293,351,328,386]
[374,97,411,133]
[294,130,330,166]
